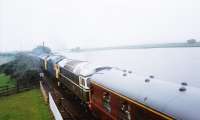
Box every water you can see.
[59,47,200,88]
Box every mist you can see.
[0,0,200,52]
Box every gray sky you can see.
[0,0,200,52]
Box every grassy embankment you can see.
[0,74,15,89]
[0,74,52,120]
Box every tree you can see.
[32,46,51,55]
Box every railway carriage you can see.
[57,59,113,103]
[46,55,65,77]
[37,52,200,120]
[58,60,90,102]
[38,54,50,70]
[90,68,200,120]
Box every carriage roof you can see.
[38,54,50,60]
[61,60,87,73]
[58,58,73,68]
[47,55,65,64]
[90,68,200,120]
[58,58,113,76]
[78,63,113,77]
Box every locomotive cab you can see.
[78,76,90,103]
[79,76,90,90]
[46,55,65,77]
[54,64,60,79]
[44,57,48,70]
[38,54,50,71]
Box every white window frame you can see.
[79,76,89,89]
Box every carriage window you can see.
[119,102,131,120]
[102,92,111,112]
[79,77,85,87]
[81,78,85,86]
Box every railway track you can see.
[59,88,97,120]
[52,89,77,120]
[44,75,97,120]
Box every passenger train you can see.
[38,51,200,120]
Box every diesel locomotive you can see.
[38,53,200,120]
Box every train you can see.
[38,52,200,120]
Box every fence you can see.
[49,92,63,120]
[0,85,37,97]
[40,81,48,103]
[0,86,16,96]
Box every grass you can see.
[0,74,15,88]
[0,89,52,120]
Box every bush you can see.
[0,53,42,88]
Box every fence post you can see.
[6,85,8,96]
[16,79,19,93]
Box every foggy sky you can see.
[0,0,200,52]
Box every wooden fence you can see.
[0,85,37,97]
[0,86,16,96]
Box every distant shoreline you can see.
[71,42,200,52]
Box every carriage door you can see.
[55,64,60,79]
[44,58,47,70]
[79,76,85,100]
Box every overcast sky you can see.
[0,0,200,52]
